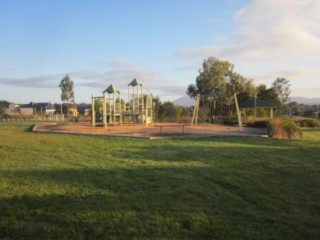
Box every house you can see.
[0,100,15,110]
[77,103,90,116]
[34,102,57,115]
[0,100,19,114]
[19,102,36,115]
[55,103,78,117]
[69,106,78,117]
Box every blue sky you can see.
[1,0,319,103]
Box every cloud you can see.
[0,74,62,88]
[79,67,187,97]
[174,0,320,96]
[177,0,320,62]
[0,57,188,100]
[247,65,317,86]
[227,0,320,61]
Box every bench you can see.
[153,124,190,134]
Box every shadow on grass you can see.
[1,167,319,239]
[25,124,36,132]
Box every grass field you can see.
[0,123,320,239]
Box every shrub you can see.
[295,118,320,128]
[223,115,238,125]
[267,119,302,139]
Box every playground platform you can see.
[33,122,268,139]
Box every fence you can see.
[0,114,66,122]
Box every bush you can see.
[223,115,238,125]
[267,119,302,139]
[295,118,320,128]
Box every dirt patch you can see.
[33,122,267,139]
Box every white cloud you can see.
[0,74,61,88]
[174,0,320,97]
[178,0,320,62]
[0,57,188,101]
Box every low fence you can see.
[0,114,66,122]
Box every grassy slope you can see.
[0,123,319,239]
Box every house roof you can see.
[20,104,34,108]
[0,100,14,105]
[128,78,142,87]
[240,98,275,108]
[31,102,56,111]
[103,84,120,94]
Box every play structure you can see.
[191,93,243,130]
[91,79,153,127]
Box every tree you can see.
[158,101,176,122]
[151,96,162,122]
[187,57,232,99]
[272,77,291,105]
[59,74,74,115]
[256,84,281,109]
[187,57,234,119]
[226,72,256,113]
[287,102,300,116]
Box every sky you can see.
[0,0,319,104]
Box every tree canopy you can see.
[186,57,291,118]
[59,74,75,114]
[187,57,233,99]
[272,77,291,105]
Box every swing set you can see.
[191,93,242,130]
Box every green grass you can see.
[1,123,320,239]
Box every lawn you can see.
[0,123,320,239]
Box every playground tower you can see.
[91,79,153,127]
[102,84,122,125]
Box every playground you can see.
[33,122,266,138]
[33,78,269,138]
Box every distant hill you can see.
[173,96,195,107]
[290,97,320,104]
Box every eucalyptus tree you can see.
[187,57,234,119]
[272,77,291,105]
[59,74,75,115]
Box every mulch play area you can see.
[33,122,267,139]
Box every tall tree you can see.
[272,77,291,105]
[256,84,281,108]
[59,74,74,115]
[187,57,234,119]
[187,57,232,98]
[227,72,256,103]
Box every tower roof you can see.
[128,78,142,87]
[102,84,120,94]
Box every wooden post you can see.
[191,94,200,126]
[234,93,242,131]
[270,107,273,119]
